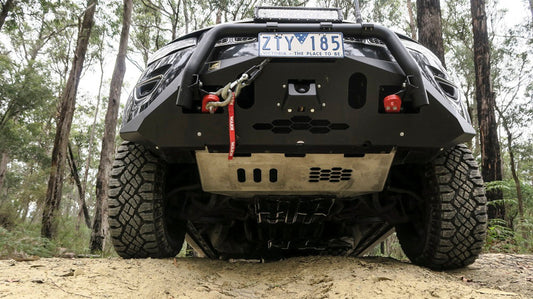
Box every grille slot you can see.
[237,168,279,183]
[309,167,352,183]
[253,169,262,182]
[135,76,161,98]
[269,169,278,182]
[254,116,349,134]
[237,168,246,182]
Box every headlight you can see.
[123,46,195,124]
[403,40,471,123]
[147,37,196,65]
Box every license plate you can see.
[258,32,344,58]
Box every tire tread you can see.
[108,141,184,258]
[398,144,488,270]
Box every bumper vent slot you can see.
[134,64,171,100]
[434,76,458,100]
[253,116,349,134]
[236,168,278,183]
[309,167,352,183]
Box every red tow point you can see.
[201,94,220,113]
[383,94,402,113]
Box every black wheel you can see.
[395,144,487,270]
[108,141,186,258]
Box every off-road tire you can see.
[108,141,185,258]
[396,144,487,270]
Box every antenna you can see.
[354,0,363,23]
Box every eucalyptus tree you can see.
[66,4,121,231]
[529,0,532,21]
[0,0,15,31]
[42,0,98,239]
[131,0,168,67]
[406,0,416,39]
[442,0,476,136]
[314,0,407,31]
[90,0,133,253]
[139,0,181,39]
[470,0,504,220]
[0,0,76,208]
[417,0,445,66]
[211,0,257,23]
[0,0,79,134]
[491,19,533,223]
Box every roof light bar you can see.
[254,7,344,23]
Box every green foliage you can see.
[132,0,170,66]
[442,0,476,134]
[0,8,58,165]
[366,233,408,261]
[485,218,533,253]
[0,57,55,128]
[3,165,49,221]
[486,180,512,193]
[484,180,533,253]
[486,218,513,241]
[54,217,92,255]
[0,218,109,258]
[0,226,56,258]
[0,203,17,230]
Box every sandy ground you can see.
[0,254,531,298]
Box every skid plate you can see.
[195,150,395,197]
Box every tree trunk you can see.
[41,0,97,239]
[79,51,104,230]
[506,132,523,221]
[0,152,8,199]
[495,106,524,222]
[470,0,504,220]
[89,0,133,253]
[0,0,14,31]
[529,0,533,22]
[67,143,91,229]
[182,0,189,34]
[216,8,222,24]
[171,0,180,40]
[417,0,445,66]
[20,200,30,222]
[407,0,417,40]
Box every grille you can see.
[253,116,349,134]
[308,167,353,183]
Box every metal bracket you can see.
[405,75,419,89]
[320,22,333,31]
[266,22,278,31]
[362,23,374,32]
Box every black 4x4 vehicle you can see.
[109,7,487,270]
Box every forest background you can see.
[0,0,531,258]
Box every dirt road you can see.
[0,254,531,298]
